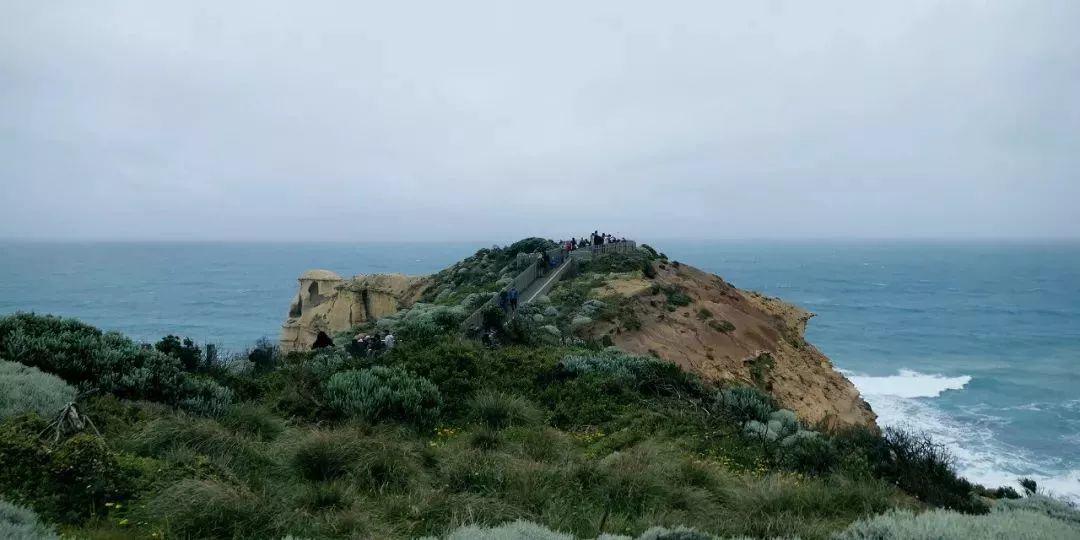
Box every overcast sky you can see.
[1,1,1078,242]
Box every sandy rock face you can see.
[587,262,876,428]
[280,271,429,352]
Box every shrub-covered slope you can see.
[0,241,1075,539]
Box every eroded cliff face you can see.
[280,270,429,353]
[581,262,876,428]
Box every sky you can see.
[1,1,1078,242]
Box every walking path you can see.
[459,240,637,330]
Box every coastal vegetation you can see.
[0,244,1077,539]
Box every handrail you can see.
[459,240,637,331]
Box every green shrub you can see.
[558,350,695,394]
[140,478,278,539]
[0,313,187,403]
[747,353,775,390]
[835,506,1080,539]
[291,430,357,481]
[708,319,736,333]
[0,499,59,540]
[642,260,658,279]
[178,375,234,417]
[155,334,206,372]
[0,417,135,524]
[999,494,1080,526]
[220,403,286,442]
[386,338,489,414]
[124,413,274,482]
[0,360,76,421]
[467,391,542,430]
[637,526,717,540]
[440,519,574,540]
[469,427,502,451]
[781,435,839,476]
[325,367,442,426]
[713,387,776,423]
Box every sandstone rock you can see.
[280,271,429,353]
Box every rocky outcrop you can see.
[280,270,429,353]
[581,262,876,428]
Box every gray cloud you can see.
[2,1,1078,241]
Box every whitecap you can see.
[847,369,971,398]
[851,373,1080,504]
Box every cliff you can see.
[568,259,876,427]
[279,270,429,352]
[280,241,876,428]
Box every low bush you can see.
[0,360,76,421]
[220,403,287,442]
[558,350,696,395]
[325,366,442,426]
[155,334,207,372]
[713,386,776,424]
[386,338,491,414]
[179,375,234,417]
[708,319,735,333]
[0,313,187,403]
[140,478,279,539]
[291,430,358,481]
[830,426,986,514]
[835,506,1080,539]
[0,498,59,540]
[468,391,542,430]
[438,519,574,540]
[0,416,136,524]
[999,494,1080,526]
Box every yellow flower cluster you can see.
[429,426,460,447]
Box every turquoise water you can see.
[2,240,1078,499]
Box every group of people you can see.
[498,286,520,314]
[349,331,395,356]
[556,230,628,253]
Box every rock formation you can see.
[280,270,429,352]
[578,261,876,428]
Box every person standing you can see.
[509,286,519,312]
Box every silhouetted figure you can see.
[312,331,333,349]
[509,286,519,311]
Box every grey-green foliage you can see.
[0,360,76,421]
[559,349,689,393]
[0,498,59,540]
[0,313,187,403]
[325,366,442,425]
[376,302,467,339]
[714,386,776,423]
[744,409,816,444]
[178,375,234,417]
[433,520,726,540]
[835,505,1080,540]
[440,519,575,540]
[998,494,1080,526]
[468,390,542,430]
[303,348,353,381]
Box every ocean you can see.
[2,239,1078,501]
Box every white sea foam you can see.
[850,370,1080,503]
[844,369,970,398]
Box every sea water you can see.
[2,239,1078,500]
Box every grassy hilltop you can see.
[1,240,1078,539]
